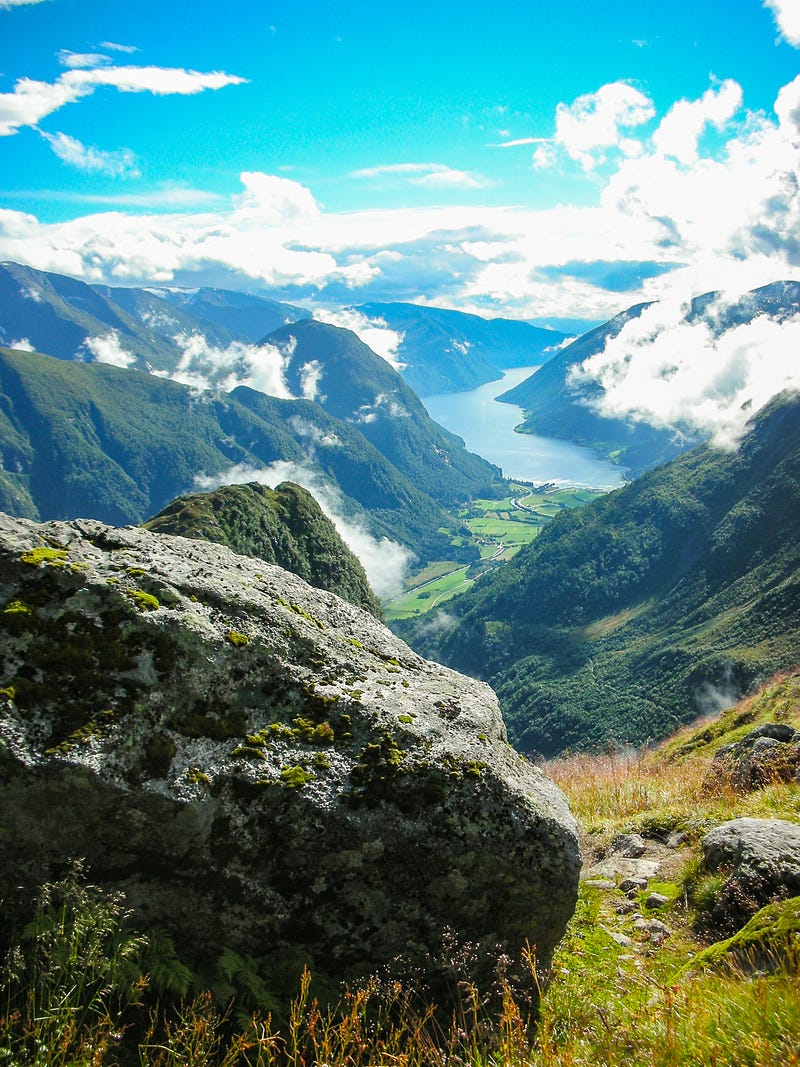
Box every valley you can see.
[385,484,602,621]
[3,4,800,1064]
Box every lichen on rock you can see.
[0,512,580,1003]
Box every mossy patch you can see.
[226,630,250,647]
[690,896,800,974]
[127,589,160,613]
[20,546,68,567]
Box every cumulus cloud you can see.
[554,81,656,169]
[3,69,800,326]
[764,0,800,45]
[313,307,406,369]
[82,331,136,368]
[0,64,246,136]
[8,337,35,351]
[194,461,413,598]
[653,80,743,165]
[569,293,800,447]
[40,130,140,177]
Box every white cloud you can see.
[194,461,413,598]
[3,71,800,326]
[569,294,800,447]
[40,130,140,177]
[351,162,492,189]
[82,331,136,368]
[653,80,743,165]
[0,0,48,7]
[313,307,406,369]
[554,81,656,169]
[764,0,800,45]
[168,332,296,397]
[298,360,324,401]
[68,64,247,96]
[0,64,246,136]
[288,415,340,448]
[8,337,35,351]
[100,42,139,54]
[57,50,112,70]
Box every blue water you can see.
[423,367,627,489]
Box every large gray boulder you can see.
[700,818,800,934]
[0,513,580,1000]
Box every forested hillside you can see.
[400,391,800,755]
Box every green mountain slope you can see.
[400,391,800,756]
[145,481,382,617]
[151,286,311,340]
[500,282,800,476]
[0,262,241,373]
[0,347,475,566]
[355,301,567,395]
[264,319,503,505]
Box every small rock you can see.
[667,830,688,849]
[583,877,616,891]
[633,917,672,942]
[645,892,669,909]
[610,833,647,858]
[619,876,649,893]
[609,931,632,947]
[613,900,640,914]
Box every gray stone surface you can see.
[0,514,581,994]
[701,817,800,932]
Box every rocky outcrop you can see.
[0,513,580,1001]
[700,818,800,934]
[709,724,800,793]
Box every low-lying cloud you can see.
[82,330,136,368]
[569,293,800,447]
[194,461,414,599]
[313,307,406,370]
[166,332,296,397]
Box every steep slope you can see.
[264,319,503,505]
[152,285,311,340]
[145,481,383,618]
[0,262,241,373]
[402,391,800,756]
[0,347,475,566]
[500,282,800,476]
[355,301,567,395]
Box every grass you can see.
[2,673,798,1065]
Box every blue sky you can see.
[1,0,800,322]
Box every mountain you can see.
[261,318,503,505]
[0,262,245,374]
[500,281,800,477]
[151,285,311,341]
[0,264,503,508]
[353,301,568,395]
[0,346,477,568]
[144,481,383,618]
[399,391,800,756]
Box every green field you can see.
[384,484,605,622]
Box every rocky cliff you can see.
[0,514,579,1001]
